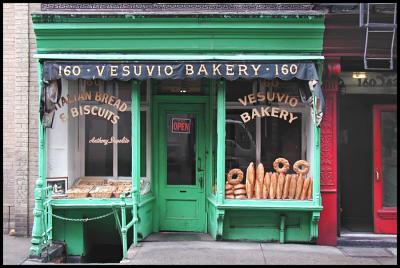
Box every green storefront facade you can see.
[30,9,326,261]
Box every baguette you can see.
[245,162,255,199]
[282,174,291,199]
[295,174,304,199]
[276,173,285,199]
[300,177,311,200]
[269,172,277,199]
[254,163,264,199]
[288,174,297,199]
[307,177,313,200]
[262,172,271,199]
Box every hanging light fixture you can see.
[352,72,367,79]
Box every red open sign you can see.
[172,118,191,134]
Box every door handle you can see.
[376,170,380,181]
[199,177,203,188]
[197,157,204,172]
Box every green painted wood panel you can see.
[32,16,324,54]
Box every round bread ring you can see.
[225,194,235,199]
[233,183,246,190]
[227,169,244,185]
[273,158,290,174]
[225,190,234,195]
[225,184,234,190]
[233,189,246,195]
[293,160,310,175]
[235,194,247,199]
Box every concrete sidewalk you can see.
[3,234,32,265]
[124,241,397,265]
[3,234,397,265]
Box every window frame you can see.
[76,79,152,188]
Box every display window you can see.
[225,79,314,200]
[46,79,151,198]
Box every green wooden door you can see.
[158,103,206,232]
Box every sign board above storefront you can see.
[339,72,397,95]
[44,62,320,82]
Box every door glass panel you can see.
[167,114,196,185]
[381,111,397,207]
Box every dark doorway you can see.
[338,94,397,233]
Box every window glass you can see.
[225,79,254,102]
[85,114,113,176]
[167,114,196,185]
[260,114,302,173]
[226,110,256,172]
[118,111,132,177]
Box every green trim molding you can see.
[32,15,324,54]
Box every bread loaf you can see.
[254,163,264,199]
[245,162,255,199]
[276,173,285,199]
[288,174,297,199]
[234,188,246,195]
[269,172,277,199]
[300,177,311,200]
[282,174,291,199]
[262,172,271,199]
[225,184,233,190]
[295,174,304,199]
[225,189,234,195]
[307,177,313,200]
[234,183,246,190]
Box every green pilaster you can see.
[131,80,141,247]
[215,80,226,240]
[216,80,226,205]
[29,61,47,257]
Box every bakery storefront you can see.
[30,6,326,262]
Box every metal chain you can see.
[43,210,115,222]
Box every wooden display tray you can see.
[89,185,117,198]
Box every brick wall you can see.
[3,3,17,234]
[3,3,41,236]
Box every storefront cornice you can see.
[31,12,325,23]
[34,53,324,61]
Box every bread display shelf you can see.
[89,185,117,198]
[66,185,94,199]
[63,178,133,199]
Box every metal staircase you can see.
[360,3,397,70]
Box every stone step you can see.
[337,235,397,248]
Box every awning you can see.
[41,61,325,126]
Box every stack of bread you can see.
[225,168,247,199]
[226,158,313,200]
